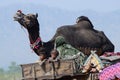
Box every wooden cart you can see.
[21,59,98,80]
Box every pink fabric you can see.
[102,52,120,57]
[99,62,120,80]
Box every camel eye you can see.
[26,16,31,19]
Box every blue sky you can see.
[0,0,120,69]
[1,0,120,12]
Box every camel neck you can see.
[28,28,40,44]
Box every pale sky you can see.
[1,0,120,12]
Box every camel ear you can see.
[35,13,38,18]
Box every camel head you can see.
[14,10,39,30]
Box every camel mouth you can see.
[13,12,25,21]
[13,15,21,21]
[13,14,22,21]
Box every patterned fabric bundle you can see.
[82,51,104,73]
[55,36,86,72]
[55,36,85,61]
[99,62,120,80]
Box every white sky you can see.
[1,0,120,12]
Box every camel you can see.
[13,11,114,57]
